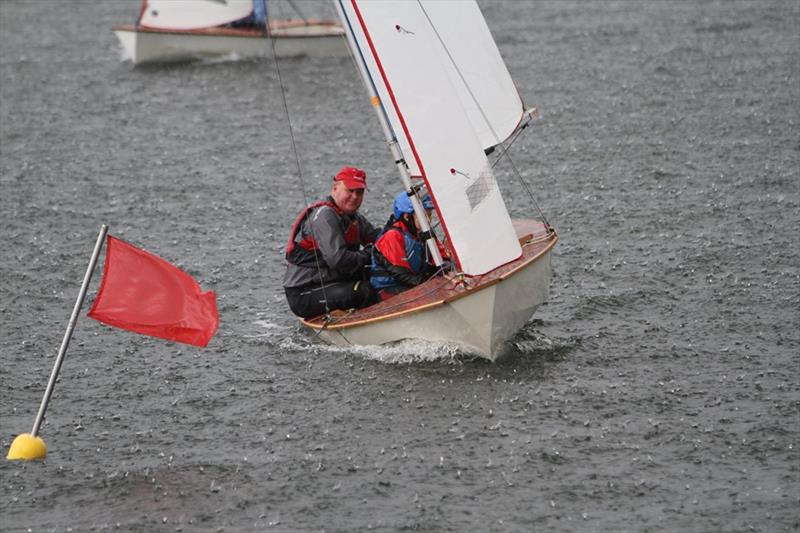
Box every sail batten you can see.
[343,0,521,275]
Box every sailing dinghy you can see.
[113,0,348,65]
[299,0,557,360]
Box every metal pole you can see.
[334,0,444,267]
[30,224,109,437]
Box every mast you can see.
[334,0,444,268]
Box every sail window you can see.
[465,169,496,212]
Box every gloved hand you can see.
[358,246,373,269]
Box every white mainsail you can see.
[339,0,521,275]
[417,0,525,150]
[139,0,254,30]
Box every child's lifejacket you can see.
[370,222,427,290]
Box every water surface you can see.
[1,1,798,531]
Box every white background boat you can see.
[113,0,348,65]
[298,0,558,360]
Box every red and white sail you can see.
[139,0,254,30]
[339,0,522,275]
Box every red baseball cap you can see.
[334,166,367,190]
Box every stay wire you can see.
[497,145,550,227]
[285,0,309,24]
[488,123,550,226]
[416,0,550,227]
[269,34,332,316]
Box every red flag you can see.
[88,236,218,347]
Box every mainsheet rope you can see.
[268,32,332,317]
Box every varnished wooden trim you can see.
[301,220,557,331]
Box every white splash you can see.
[311,338,475,364]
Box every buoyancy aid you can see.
[286,200,361,267]
[370,221,427,290]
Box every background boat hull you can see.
[113,24,348,65]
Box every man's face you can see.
[331,181,365,215]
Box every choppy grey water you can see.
[1,1,798,531]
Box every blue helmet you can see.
[393,192,434,219]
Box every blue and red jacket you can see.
[370,218,435,291]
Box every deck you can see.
[302,219,557,331]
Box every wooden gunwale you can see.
[301,220,557,331]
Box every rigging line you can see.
[416,1,550,226]
[416,0,501,147]
[285,0,309,25]
[311,307,351,338]
[504,151,549,226]
[268,31,332,316]
[490,126,549,225]
[489,124,524,170]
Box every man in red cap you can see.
[283,166,380,318]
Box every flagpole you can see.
[7,224,109,461]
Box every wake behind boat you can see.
[289,0,558,361]
[113,0,348,65]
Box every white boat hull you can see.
[113,23,348,65]
[306,223,555,361]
